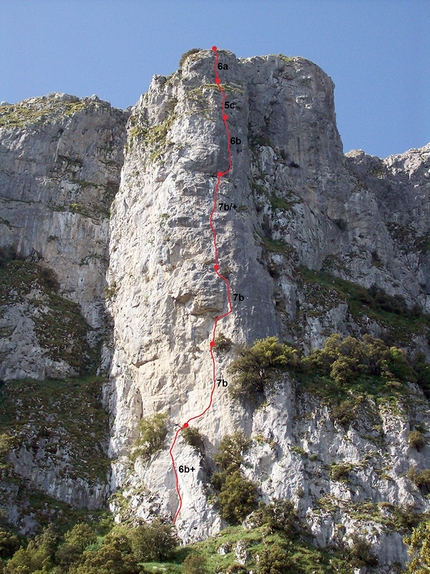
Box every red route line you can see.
[169,46,234,524]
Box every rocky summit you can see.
[1,49,430,572]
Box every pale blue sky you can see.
[1,0,428,158]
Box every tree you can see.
[55,523,98,566]
[413,353,430,396]
[218,470,258,524]
[409,431,426,451]
[228,337,299,402]
[182,552,208,574]
[405,519,430,572]
[348,535,378,568]
[56,541,82,566]
[64,523,97,553]
[258,499,297,537]
[182,426,205,454]
[5,524,60,574]
[257,543,292,574]
[213,432,250,472]
[70,531,138,574]
[132,412,169,461]
[129,519,178,562]
[0,529,20,560]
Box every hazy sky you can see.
[1,0,428,158]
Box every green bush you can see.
[56,523,98,566]
[56,541,82,566]
[129,519,178,562]
[413,353,430,396]
[330,463,353,482]
[213,432,250,472]
[63,522,97,552]
[182,552,208,574]
[211,433,257,524]
[228,337,299,403]
[405,519,430,572]
[393,505,422,531]
[213,332,233,353]
[348,535,378,567]
[407,467,430,493]
[302,333,389,383]
[4,524,59,574]
[0,433,13,465]
[256,499,297,537]
[179,48,202,68]
[228,334,427,403]
[182,426,204,453]
[409,430,426,451]
[257,542,292,573]
[331,399,357,428]
[0,529,20,559]
[131,412,169,461]
[218,470,258,524]
[385,347,417,383]
[69,531,138,574]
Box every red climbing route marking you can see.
[169,47,234,524]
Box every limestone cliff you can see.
[0,92,127,379]
[0,93,127,525]
[1,49,430,571]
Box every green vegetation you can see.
[0,512,379,574]
[269,194,297,211]
[256,231,295,257]
[211,433,258,524]
[1,496,421,574]
[298,266,430,347]
[0,374,106,539]
[0,97,105,129]
[179,48,202,68]
[131,413,169,462]
[0,257,96,373]
[217,471,258,525]
[227,333,430,431]
[329,462,354,482]
[228,337,299,404]
[0,530,20,560]
[181,426,204,454]
[104,281,118,299]
[185,519,355,574]
[213,332,233,353]
[0,376,110,483]
[249,134,272,150]
[0,519,178,574]
[128,98,178,163]
[409,430,426,451]
[386,222,430,255]
[252,499,298,537]
[128,519,179,562]
[257,542,292,572]
[405,519,430,572]
[348,535,378,568]
[295,333,428,425]
[277,54,295,63]
[407,467,430,494]
[315,496,424,533]
[182,552,207,574]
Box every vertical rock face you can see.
[0,93,127,379]
[106,47,430,558]
[0,94,126,521]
